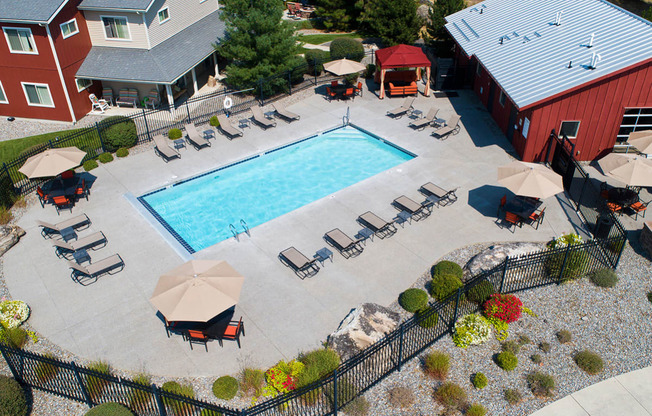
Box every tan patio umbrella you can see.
[323,58,366,76]
[150,260,244,322]
[597,153,652,187]
[497,161,564,199]
[628,130,652,154]
[18,146,86,179]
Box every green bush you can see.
[100,116,137,152]
[496,351,518,371]
[297,348,340,387]
[85,402,134,416]
[200,409,223,416]
[431,260,463,280]
[648,291,652,304]
[518,334,532,345]
[424,350,449,380]
[342,396,370,416]
[329,38,364,61]
[325,379,357,409]
[98,153,114,163]
[545,235,589,281]
[0,375,27,416]
[288,56,306,85]
[556,330,572,344]
[501,340,521,355]
[83,159,98,171]
[168,128,183,140]
[472,372,487,389]
[363,64,376,79]
[531,354,543,364]
[35,353,59,383]
[240,368,264,397]
[212,376,239,400]
[467,403,488,416]
[574,350,604,375]
[162,381,195,415]
[539,342,551,353]
[116,148,129,158]
[608,239,625,254]
[590,268,618,288]
[128,373,151,414]
[504,388,522,405]
[0,326,28,349]
[434,382,467,411]
[467,280,495,304]
[0,207,11,225]
[386,386,414,408]
[527,372,556,397]
[429,273,463,301]
[416,308,439,328]
[86,360,111,401]
[398,288,428,312]
[304,50,329,75]
[209,116,220,127]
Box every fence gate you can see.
[549,131,576,190]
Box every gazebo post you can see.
[380,69,386,99]
[425,66,431,96]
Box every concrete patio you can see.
[3,87,584,378]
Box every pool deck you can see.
[4,87,587,377]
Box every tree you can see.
[360,0,420,46]
[216,0,299,95]
[427,0,465,41]
[643,6,652,22]
[314,0,364,32]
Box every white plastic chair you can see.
[89,94,109,113]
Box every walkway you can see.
[531,367,652,416]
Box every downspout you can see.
[45,24,77,123]
[141,12,151,49]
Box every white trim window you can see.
[101,16,131,40]
[3,27,38,54]
[559,120,580,139]
[0,81,8,104]
[60,18,79,39]
[21,82,54,107]
[76,78,92,92]
[499,90,507,107]
[158,7,170,24]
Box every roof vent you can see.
[554,11,563,26]
[588,33,595,48]
[589,52,602,69]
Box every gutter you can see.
[45,24,77,123]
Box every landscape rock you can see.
[0,225,25,257]
[327,303,401,361]
[640,222,652,258]
[463,242,545,282]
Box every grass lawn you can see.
[298,32,361,45]
[0,130,81,166]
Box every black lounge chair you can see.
[52,231,107,259]
[357,211,397,238]
[272,103,300,122]
[386,97,415,119]
[279,247,319,278]
[419,182,458,207]
[185,123,212,149]
[68,254,124,285]
[37,214,91,239]
[432,114,461,140]
[392,195,433,221]
[324,229,364,258]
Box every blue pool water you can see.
[140,125,414,252]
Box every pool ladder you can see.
[229,219,250,241]
[342,106,350,125]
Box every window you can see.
[559,121,580,138]
[0,81,7,104]
[617,108,652,143]
[101,16,130,40]
[476,62,482,76]
[3,27,37,54]
[158,7,170,24]
[499,90,506,107]
[76,78,92,92]
[21,83,54,107]
[60,18,79,39]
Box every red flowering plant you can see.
[262,360,304,399]
[483,294,523,323]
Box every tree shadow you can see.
[467,185,510,218]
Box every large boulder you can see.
[327,303,400,361]
[463,242,544,281]
[0,225,24,257]
[640,222,652,258]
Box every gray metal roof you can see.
[445,0,652,110]
[78,0,153,12]
[76,10,225,84]
[0,0,68,23]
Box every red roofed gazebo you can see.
[375,44,431,99]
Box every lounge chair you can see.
[272,103,300,122]
[432,114,461,140]
[409,107,440,131]
[279,247,319,278]
[53,231,107,259]
[392,195,433,221]
[419,182,458,207]
[37,214,91,238]
[153,134,180,162]
[216,114,244,139]
[357,211,397,238]
[101,87,114,106]
[324,228,364,258]
[89,94,108,113]
[68,254,124,285]
[250,106,277,129]
[184,123,212,149]
[386,97,415,119]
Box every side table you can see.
[313,247,333,266]
[355,228,374,245]
[73,248,90,264]
[60,227,76,242]
[203,129,215,140]
[394,211,412,228]
[173,139,186,150]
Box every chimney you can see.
[555,11,563,26]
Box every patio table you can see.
[59,227,76,242]
[238,118,251,129]
[314,247,334,265]
[264,111,275,119]
[394,210,412,227]
[504,198,542,220]
[608,187,638,206]
[72,248,90,264]
[173,138,186,150]
[410,109,423,119]
[355,228,374,245]
[203,129,215,140]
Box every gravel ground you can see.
[0,114,107,142]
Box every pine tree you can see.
[216,0,300,94]
[314,0,364,31]
[360,0,420,46]
[427,0,465,41]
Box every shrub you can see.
[212,376,239,400]
[263,360,304,398]
[386,386,414,408]
[416,308,439,328]
[472,372,488,389]
[608,239,625,254]
[431,260,463,280]
[209,116,220,127]
[200,410,223,416]
[546,233,588,280]
[83,160,98,171]
[424,350,449,380]
[329,38,364,62]
[483,293,523,323]
[297,348,340,387]
[363,64,376,79]
[501,340,521,355]
[556,330,572,344]
[288,55,306,84]
[168,128,183,140]
[304,49,329,75]
[35,353,59,383]
[101,116,137,152]
[590,268,618,288]
[467,403,488,416]
[128,373,151,413]
[398,288,428,312]
[496,351,518,371]
[241,368,264,397]
[85,402,134,415]
[527,372,556,397]
[574,350,604,375]
[430,273,463,301]
[342,396,370,416]
[162,380,195,415]
[434,382,467,411]
[0,326,28,349]
[0,375,27,416]
[86,360,111,401]
[531,354,543,364]
[98,152,114,163]
[116,148,129,158]
[648,291,652,304]
[539,342,551,353]
[504,388,522,405]
[518,334,532,345]
[467,280,495,304]
[13,196,26,209]
[452,314,492,348]
[325,379,357,409]
[0,300,30,329]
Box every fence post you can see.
[94,122,106,152]
[575,175,589,213]
[558,244,572,283]
[450,288,462,333]
[498,257,509,293]
[0,344,21,382]
[259,79,264,105]
[142,108,152,141]
[288,71,292,95]
[151,384,168,416]
[314,58,318,85]
[71,361,93,407]
[397,322,404,371]
[185,100,191,123]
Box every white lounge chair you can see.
[272,103,300,122]
[153,135,180,162]
[216,114,244,139]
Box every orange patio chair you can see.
[75,179,89,201]
[497,195,507,217]
[187,329,209,351]
[36,186,49,208]
[355,81,363,97]
[52,195,72,215]
[331,80,338,88]
[343,87,354,100]
[528,207,546,230]
[61,170,74,180]
[629,200,648,220]
[503,212,523,232]
[326,87,337,102]
[600,181,609,199]
[219,317,245,348]
[606,201,622,215]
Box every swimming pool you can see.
[139,125,415,252]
